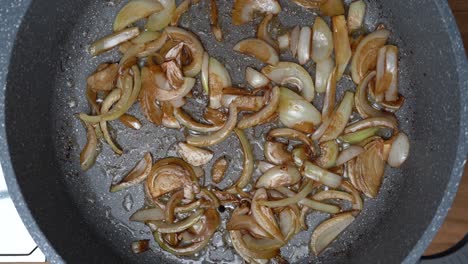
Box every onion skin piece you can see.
[316,140,339,169]
[246,67,270,88]
[113,0,163,31]
[302,161,342,188]
[89,27,140,57]
[146,0,176,31]
[177,142,213,166]
[111,153,152,192]
[164,27,204,77]
[173,107,222,132]
[351,29,390,84]
[262,62,315,101]
[131,240,150,254]
[238,86,280,129]
[332,15,351,80]
[251,188,284,242]
[130,206,165,222]
[186,104,238,147]
[209,57,232,109]
[297,27,312,65]
[80,123,99,171]
[320,91,354,142]
[212,157,229,184]
[387,132,410,168]
[320,0,344,16]
[315,57,335,93]
[310,212,355,255]
[311,17,333,63]
[256,164,301,189]
[348,0,366,32]
[264,141,292,165]
[234,38,279,65]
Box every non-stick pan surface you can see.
[0,0,467,263]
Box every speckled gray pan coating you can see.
[0,0,467,263]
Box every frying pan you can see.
[0,0,467,263]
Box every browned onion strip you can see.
[171,0,191,26]
[221,94,265,112]
[310,212,355,255]
[320,0,344,16]
[203,107,227,126]
[320,91,354,142]
[259,180,314,208]
[257,14,278,50]
[267,128,314,155]
[340,181,363,210]
[313,190,353,202]
[119,114,142,130]
[227,128,255,190]
[227,214,272,239]
[89,27,140,57]
[165,27,204,77]
[242,234,284,250]
[344,117,398,134]
[165,190,185,245]
[100,89,124,155]
[291,0,323,8]
[332,15,351,80]
[212,157,229,184]
[355,71,394,119]
[264,141,292,165]
[233,38,279,65]
[111,153,152,192]
[80,123,99,171]
[298,198,340,214]
[238,86,280,129]
[232,0,281,26]
[139,67,163,125]
[251,188,284,242]
[321,68,337,121]
[186,104,238,147]
[256,163,301,189]
[131,240,150,254]
[130,206,165,222]
[173,107,222,132]
[209,0,223,41]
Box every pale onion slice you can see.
[321,67,337,121]
[173,107,222,132]
[292,146,309,167]
[264,141,292,165]
[262,62,315,101]
[291,0,324,9]
[131,31,161,45]
[279,207,299,241]
[344,116,398,134]
[336,146,364,166]
[238,86,280,129]
[130,206,165,222]
[332,15,351,80]
[89,27,140,56]
[260,180,314,208]
[278,33,290,51]
[355,71,393,118]
[302,161,342,188]
[256,164,301,188]
[234,38,279,65]
[320,91,354,142]
[212,156,229,184]
[230,128,255,189]
[348,0,366,32]
[170,0,191,26]
[149,209,204,233]
[99,89,123,155]
[298,198,340,214]
[350,29,390,84]
[257,14,279,51]
[297,27,312,65]
[164,27,204,77]
[232,0,281,25]
[177,142,213,166]
[313,190,353,202]
[186,104,238,147]
[278,87,321,133]
[209,57,232,109]
[311,17,333,63]
[200,52,210,94]
[257,160,276,173]
[316,140,339,169]
[338,127,381,145]
[242,234,284,251]
[290,26,300,58]
[113,0,163,31]
[340,181,363,210]
[227,214,272,239]
[111,153,152,192]
[246,67,270,88]
[251,188,284,242]
[136,32,168,58]
[320,0,344,16]
[315,57,335,93]
[387,132,410,168]
[375,45,386,102]
[80,123,99,171]
[146,0,176,31]
[384,45,399,102]
[155,76,196,101]
[310,212,355,255]
[267,128,313,150]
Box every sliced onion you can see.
[201,52,209,94]
[257,14,278,51]
[279,208,299,241]
[146,0,176,31]
[113,0,163,31]
[338,127,381,144]
[336,146,364,166]
[387,132,409,168]
[278,33,290,51]
[320,0,344,16]
[186,104,237,147]
[149,209,204,233]
[137,32,168,58]
[320,91,354,142]
[264,141,292,165]
[238,86,280,129]
[257,160,276,174]
[155,75,196,101]
[242,234,284,250]
[246,67,270,88]
[256,164,301,189]
[209,0,223,41]
[203,107,227,126]
[344,116,398,134]
[332,15,351,79]
[209,57,232,109]
[227,214,272,239]
[340,181,363,211]
[87,63,119,92]
[260,180,314,208]
[262,62,315,101]
[355,71,389,119]
[313,190,353,202]
[316,140,339,169]
[232,0,281,25]
[315,57,334,93]
[311,17,333,63]
[302,161,342,188]
[223,93,265,111]
[111,153,152,192]
[165,27,204,77]
[234,38,279,65]
[230,231,279,260]
[173,107,222,132]
[80,123,99,171]
[267,128,313,150]
[100,89,124,155]
[321,67,337,121]
[131,240,150,254]
[139,67,163,125]
[383,45,399,102]
[170,0,191,26]
[177,142,213,166]
[130,206,164,222]
[230,128,255,189]
[212,156,229,184]
[278,87,321,133]
[348,0,366,32]
[119,114,142,130]
[290,26,300,58]
[251,188,284,242]
[297,27,312,65]
[154,228,211,256]
[292,146,309,167]
[131,31,161,45]
[310,212,355,255]
[350,29,390,84]
[89,27,140,56]
[298,198,340,214]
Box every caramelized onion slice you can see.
[130,206,164,222]
[310,212,355,255]
[174,107,222,132]
[251,188,284,242]
[212,156,229,184]
[80,123,99,171]
[332,15,351,80]
[89,27,140,57]
[320,91,354,142]
[177,142,213,166]
[234,38,279,65]
[113,0,163,31]
[111,153,152,192]
[238,86,280,129]
[257,14,278,50]
[232,0,281,25]
[348,0,366,32]
[302,161,342,188]
[256,163,301,189]
[165,27,204,77]
[320,0,344,16]
[264,141,292,165]
[209,57,232,109]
